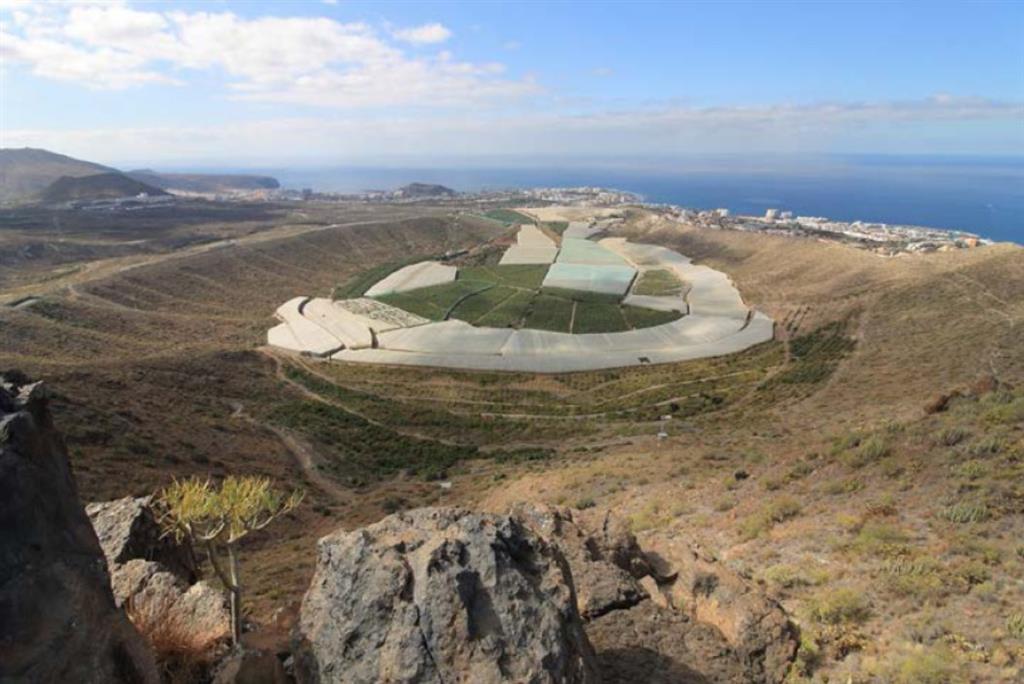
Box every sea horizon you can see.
[149,155,1022,244]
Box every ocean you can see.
[253,156,1023,243]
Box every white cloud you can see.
[391,22,452,45]
[592,67,614,77]
[0,5,524,105]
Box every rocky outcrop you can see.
[0,371,158,683]
[86,495,196,582]
[511,504,797,683]
[644,534,799,683]
[512,504,651,619]
[293,507,598,684]
[87,496,230,650]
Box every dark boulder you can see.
[0,372,158,683]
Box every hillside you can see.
[39,172,170,203]
[395,182,457,198]
[0,203,1020,682]
[0,148,114,202]
[127,169,280,194]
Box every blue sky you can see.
[1,0,1022,166]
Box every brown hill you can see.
[0,202,1020,681]
[40,172,170,203]
[0,148,114,202]
[126,169,279,194]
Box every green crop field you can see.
[632,269,684,296]
[572,301,630,333]
[376,280,489,320]
[484,208,533,225]
[540,286,622,305]
[450,285,518,323]
[524,294,574,332]
[543,221,569,235]
[621,305,683,329]
[459,264,548,289]
[475,290,534,327]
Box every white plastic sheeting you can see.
[377,320,514,355]
[333,312,774,372]
[557,238,630,266]
[542,263,636,295]
[269,239,774,372]
[268,296,344,357]
[563,222,601,239]
[333,298,429,331]
[601,239,748,320]
[364,261,457,297]
[515,225,556,247]
[622,294,687,313]
[499,226,559,264]
[302,299,375,350]
[499,245,559,265]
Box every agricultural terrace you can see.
[267,212,774,372]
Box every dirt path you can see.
[0,218,408,305]
[260,349,464,446]
[228,401,348,504]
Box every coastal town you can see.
[46,179,989,257]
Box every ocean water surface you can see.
[229,156,1023,243]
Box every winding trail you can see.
[228,400,348,504]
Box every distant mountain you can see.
[40,172,170,203]
[126,170,280,194]
[394,182,457,199]
[0,148,115,202]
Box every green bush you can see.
[936,425,970,447]
[808,588,871,625]
[942,501,991,524]
[844,435,890,467]
[886,645,963,684]
[1007,613,1024,640]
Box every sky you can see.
[1,0,1022,167]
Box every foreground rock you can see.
[0,371,158,683]
[294,507,598,684]
[88,497,230,651]
[511,504,797,683]
[644,534,799,683]
[513,504,651,619]
[86,495,196,582]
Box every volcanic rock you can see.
[512,503,651,619]
[87,495,195,582]
[293,507,598,684]
[0,371,158,683]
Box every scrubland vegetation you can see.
[2,202,1021,680]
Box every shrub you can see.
[824,477,863,495]
[848,522,910,556]
[952,460,987,480]
[739,496,802,540]
[844,435,890,467]
[766,496,803,523]
[127,593,224,683]
[936,426,969,447]
[966,435,1004,457]
[942,501,990,523]
[808,588,871,625]
[1008,613,1024,640]
[763,564,828,589]
[885,645,963,684]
